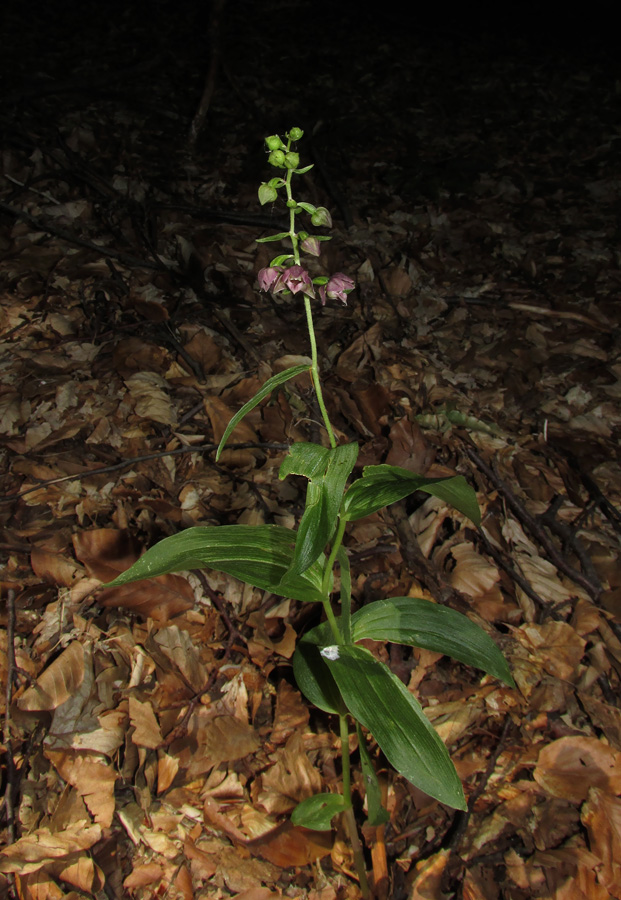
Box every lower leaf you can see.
[322,644,466,810]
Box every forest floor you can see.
[1,2,621,898]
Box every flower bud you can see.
[265,135,285,151]
[284,152,300,169]
[311,207,332,228]
[258,182,278,205]
[268,149,286,168]
[288,127,304,141]
[301,236,321,257]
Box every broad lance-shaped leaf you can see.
[293,621,346,716]
[291,793,347,831]
[279,442,358,578]
[352,597,514,687]
[342,465,481,526]
[215,365,309,461]
[105,525,329,604]
[320,644,466,810]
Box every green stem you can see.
[340,715,370,899]
[304,296,336,449]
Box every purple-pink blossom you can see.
[257,266,282,291]
[319,272,355,305]
[273,265,315,298]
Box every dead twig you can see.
[0,442,289,504]
[464,445,601,601]
[0,199,163,271]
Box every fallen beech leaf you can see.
[73,529,142,581]
[534,736,621,803]
[247,820,332,867]
[129,696,163,749]
[31,546,83,586]
[0,821,101,874]
[157,751,179,794]
[581,787,621,894]
[125,371,176,425]
[407,849,451,900]
[50,853,104,894]
[73,528,195,621]
[123,862,164,889]
[17,641,85,712]
[45,750,116,827]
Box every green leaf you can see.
[320,644,466,810]
[256,231,292,243]
[291,793,347,830]
[292,621,346,715]
[279,442,358,578]
[297,201,317,215]
[215,365,309,461]
[352,597,514,687]
[336,545,352,643]
[342,465,481,526]
[293,164,314,175]
[106,525,328,604]
[356,723,389,827]
[269,254,294,266]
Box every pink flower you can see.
[273,265,315,298]
[319,272,355,305]
[257,266,283,291]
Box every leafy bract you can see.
[321,644,466,810]
[256,231,292,243]
[105,525,328,604]
[342,465,481,526]
[279,442,358,578]
[215,365,309,461]
[352,597,514,687]
[291,793,346,830]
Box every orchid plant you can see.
[109,128,513,897]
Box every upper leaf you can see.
[256,231,294,243]
[352,597,514,687]
[215,365,309,461]
[279,442,358,578]
[342,465,481,526]
[321,644,466,810]
[105,525,328,604]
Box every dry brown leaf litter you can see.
[1,3,621,898]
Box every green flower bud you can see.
[311,206,332,228]
[288,127,304,141]
[265,135,285,151]
[258,182,278,205]
[286,199,297,209]
[268,149,286,168]
[284,151,300,169]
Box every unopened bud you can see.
[265,135,285,151]
[284,151,300,169]
[288,127,304,141]
[268,149,286,168]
